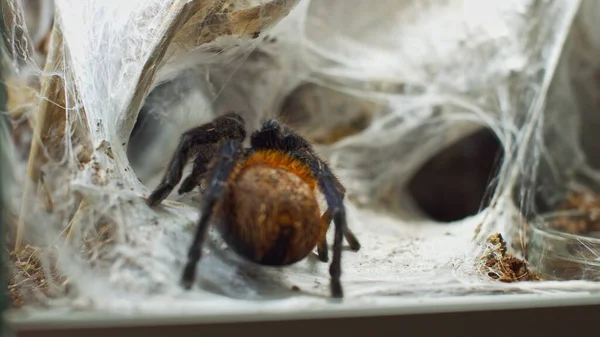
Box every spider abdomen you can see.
[218,151,325,266]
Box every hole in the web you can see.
[406,127,504,223]
[277,82,377,145]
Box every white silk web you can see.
[3,0,600,317]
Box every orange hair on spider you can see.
[241,149,317,190]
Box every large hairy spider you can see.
[146,112,361,298]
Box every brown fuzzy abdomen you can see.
[218,164,322,266]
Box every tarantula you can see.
[146,112,361,298]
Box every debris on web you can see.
[7,245,68,309]
[553,190,600,235]
[479,233,540,283]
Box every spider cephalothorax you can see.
[146,112,361,298]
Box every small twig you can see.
[65,201,87,243]
[16,19,67,251]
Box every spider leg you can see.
[316,163,348,299]
[318,209,361,263]
[181,139,243,290]
[250,123,360,298]
[343,226,361,251]
[178,170,205,195]
[292,151,351,298]
[317,212,330,262]
[282,133,361,251]
[146,112,245,207]
[146,132,198,206]
[178,147,214,195]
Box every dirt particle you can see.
[479,233,540,282]
[8,245,67,308]
[553,190,600,235]
[96,140,114,159]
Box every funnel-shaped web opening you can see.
[407,128,504,223]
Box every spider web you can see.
[2,0,600,317]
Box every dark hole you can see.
[127,80,176,169]
[406,128,504,223]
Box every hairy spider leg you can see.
[251,120,360,298]
[278,132,361,258]
[317,209,361,262]
[297,152,349,298]
[317,212,331,262]
[177,149,214,195]
[146,112,245,207]
[181,139,243,289]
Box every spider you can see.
[145,112,361,298]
